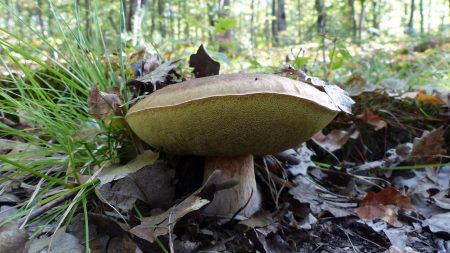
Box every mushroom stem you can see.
[203,155,261,217]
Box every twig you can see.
[19,190,77,227]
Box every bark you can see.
[218,0,231,52]
[271,0,287,44]
[131,0,148,46]
[372,0,379,29]
[348,0,357,41]
[315,0,326,34]
[272,0,278,43]
[158,0,166,38]
[297,0,302,41]
[36,0,44,34]
[315,0,326,76]
[85,0,91,38]
[358,0,365,42]
[407,0,415,34]
[5,0,10,29]
[419,0,424,34]
[250,0,255,47]
[427,0,431,32]
[277,0,287,31]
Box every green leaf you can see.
[337,42,352,60]
[214,18,237,34]
[293,57,310,68]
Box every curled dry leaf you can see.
[356,187,413,227]
[129,170,234,243]
[281,65,354,114]
[415,91,445,105]
[312,129,351,152]
[133,61,177,87]
[0,222,29,253]
[189,44,220,78]
[356,108,387,131]
[411,128,447,164]
[88,83,122,120]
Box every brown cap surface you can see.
[126,73,339,156]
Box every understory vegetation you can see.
[0,1,449,252]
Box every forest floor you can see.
[1,38,450,253]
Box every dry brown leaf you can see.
[356,187,413,227]
[312,130,350,152]
[0,222,29,253]
[129,170,232,243]
[415,91,445,105]
[189,44,220,78]
[88,84,122,120]
[411,128,446,164]
[356,108,387,131]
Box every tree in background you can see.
[272,0,287,44]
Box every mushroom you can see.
[125,73,340,217]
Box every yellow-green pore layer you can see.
[125,73,339,156]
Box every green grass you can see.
[0,2,128,248]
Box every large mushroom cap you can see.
[126,73,339,156]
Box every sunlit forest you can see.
[0,1,449,252]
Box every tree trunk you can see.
[427,0,431,32]
[85,0,91,38]
[36,0,44,34]
[250,0,255,47]
[218,0,231,52]
[297,0,302,42]
[315,0,326,35]
[407,0,415,34]
[348,0,357,41]
[271,0,278,43]
[358,0,365,42]
[5,0,11,30]
[372,0,379,29]
[158,0,166,38]
[314,0,326,76]
[419,0,424,34]
[277,0,287,31]
[271,0,287,44]
[131,0,148,46]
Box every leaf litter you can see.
[2,44,450,253]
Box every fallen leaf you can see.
[277,145,315,176]
[312,130,351,152]
[88,83,122,120]
[129,170,234,243]
[0,222,28,253]
[415,91,445,105]
[323,84,355,114]
[356,108,387,131]
[97,150,159,185]
[69,213,141,253]
[423,212,450,234]
[239,211,274,228]
[289,175,356,217]
[97,160,176,211]
[134,60,177,86]
[189,44,220,78]
[356,187,413,227]
[411,128,447,164]
[28,227,82,253]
